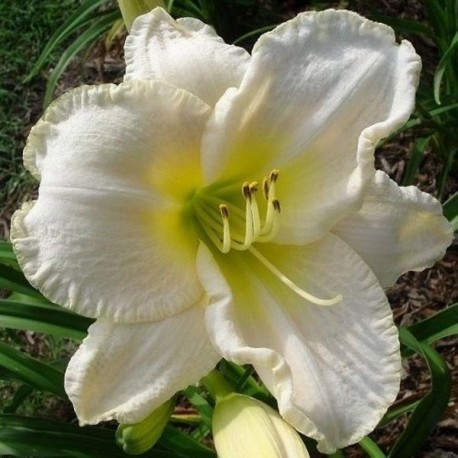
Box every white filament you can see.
[194,169,342,307]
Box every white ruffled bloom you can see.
[11,7,452,453]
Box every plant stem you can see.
[201,370,233,402]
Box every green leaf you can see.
[359,436,387,458]
[0,342,66,398]
[402,137,430,186]
[4,292,55,307]
[327,451,345,458]
[424,102,458,117]
[423,0,448,42]
[24,0,111,81]
[0,415,133,457]
[0,298,92,340]
[379,398,421,427]
[0,415,213,457]
[368,15,433,38]
[43,9,121,108]
[385,103,458,138]
[389,329,452,457]
[170,0,206,20]
[0,241,19,269]
[232,24,277,45]
[2,385,34,414]
[0,264,44,299]
[219,361,271,401]
[406,303,458,348]
[160,425,216,458]
[183,386,213,428]
[434,31,458,104]
[443,192,458,231]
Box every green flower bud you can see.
[213,394,309,458]
[117,0,166,32]
[116,399,173,455]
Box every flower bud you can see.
[213,394,309,458]
[116,399,173,455]
[117,1,166,32]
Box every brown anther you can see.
[272,199,281,213]
[242,182,252,201]
[249,181,258,193]
[219,204,229,218]
[262,177,270,200]
[270,170,279,183]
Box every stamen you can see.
[259,170,279,238]
[257,201,280,241]
[270,169,279,183]
[272,199,281,213]
[262,177,269,200]
[219,203,229,219]
[242,182,251,201]
[195,169,282,252]
[199,193,246,219]
[268,172,277,200]
[219,204,231,253]
[249,247,343,306]
[249,182,258,193]
[241,183,254,249]
[194,204,226,252]
[249,182,261,237]
[259,199,276,237]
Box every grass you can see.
[0,1,82,237]
[0,327,77,419]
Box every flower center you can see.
[190,170,342,307]
[194,170,281,254]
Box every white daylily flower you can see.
[11,7,453,453]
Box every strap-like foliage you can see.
[388,329,452,457]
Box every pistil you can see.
[249,247,343,306]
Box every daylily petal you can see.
[22,80,209,199]
[11,81,211,323]
[65,302,220,425]
[124,8,250,106]
[334,171,454,287]
[199,236,400,453]
[201,9,421,243]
